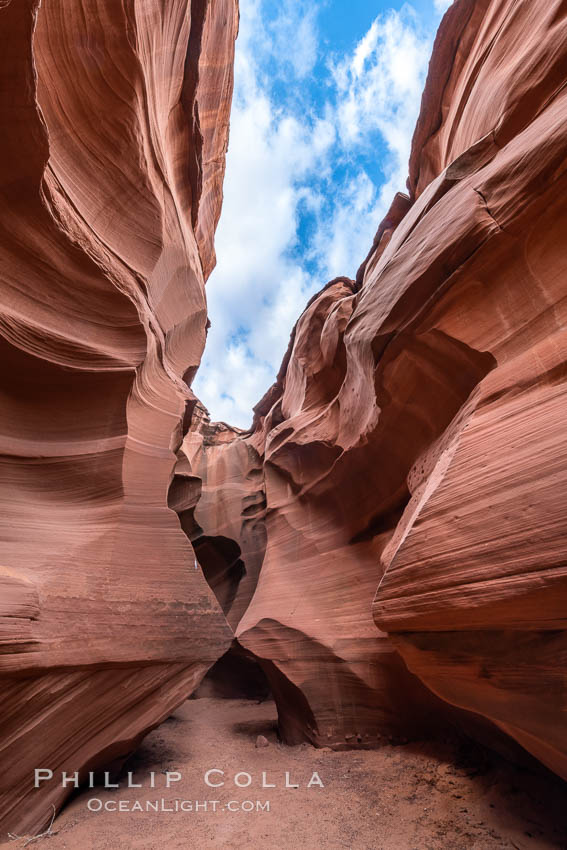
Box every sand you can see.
[8,698,567,850]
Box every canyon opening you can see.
[1,0,567,848]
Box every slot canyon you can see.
[1,0,567,846]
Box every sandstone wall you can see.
[0,0,237,835]
[3,0,566,837]
[184,0,567,775]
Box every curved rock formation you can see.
[171,402,266,631]
[373,0,567,781]
[0,0,237,836]
[182,279,451,746]
[3,0,567,837]
[182,0,567,776]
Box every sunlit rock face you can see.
[373,0,567,781]
[3,0,567,837]
[185,0,567,772]
[172,402,266,633]
[0,0,237,835]
[182,280,452,746]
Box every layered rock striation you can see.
[3,0,567,837]
[0,0,237,836]
[373,0,567,781]
[182,0,567,775]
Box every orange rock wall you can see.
[374,0,567,781]
[185,0,567,774]
[0,0,237,835]
[2,0,567,837]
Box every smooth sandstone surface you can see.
[3,0,567,838]
[373,0,567,781]
[0,0,237,836]
[182,0,567,775]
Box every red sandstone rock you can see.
[172,403,266,631]
[373,0,567,781]
[184,280,448,746]
[3,0,567,838]
[183,0,567,776]
[0,0,237,836]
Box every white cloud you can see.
[315,7,431,280]
[434,0,453,12]
[310,172,379,281]
[193,1,331,427]
[332,7,429,169]
[194,1,434,428]
[270,2,319,79]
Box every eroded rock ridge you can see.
[180,0,567,778]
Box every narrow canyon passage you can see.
[15,695,567,850]
[3,0,567,844]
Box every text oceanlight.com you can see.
[86,799,271,813]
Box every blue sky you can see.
[194,0,453,427]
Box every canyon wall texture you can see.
[183,0,567,775]
[2,0,567,838]
[0,0,237,836]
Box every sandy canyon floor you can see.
[7,698,567,850]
